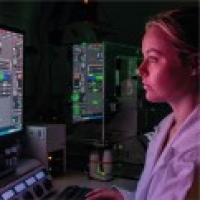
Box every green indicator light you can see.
[93,88,98,92]
[71,92,80,102]
[92,100,99,105]
[96,75,103,81]
[73,105,80,115]
[89,74,93,76]
[0,71,4,81]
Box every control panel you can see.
[0,166,54,200]
[72,43,104,123]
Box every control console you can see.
[0,166,54,200]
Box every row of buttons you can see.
[0,168,53,200]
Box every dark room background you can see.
[0,0,197,125]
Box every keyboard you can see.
[56,185,92,200]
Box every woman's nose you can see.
[138,61,148,78]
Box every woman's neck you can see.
[169,93,199,128]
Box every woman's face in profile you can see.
[139,25,193,103]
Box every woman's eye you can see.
[148,56,158,63]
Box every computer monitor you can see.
[72,43,104,123]
[0,26,23,138]
[71,42,137,144]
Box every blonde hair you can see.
[145,7,199,57]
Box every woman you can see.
[86,6,199,200]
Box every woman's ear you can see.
[190,53,200,76]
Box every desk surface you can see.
[52,171,137,198]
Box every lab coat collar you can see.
[151,104,200,176]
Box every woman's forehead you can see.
[142,25,176,55]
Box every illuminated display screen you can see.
[0,28,24,137]
[35,171,45,180]
[72,43,104,123]
[25,177,36,186]
[1,189,15,200]
[14,182,26,193]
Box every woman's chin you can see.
[145,94,164,103]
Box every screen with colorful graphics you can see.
[72,43,104,122]
[0,27,23,136]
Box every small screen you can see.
[25,177,36,186]
[1,189,15,200]
[72,43,104,123]
[14,182,26,193]
[35,171,45,180]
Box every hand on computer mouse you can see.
[85,188,124,200]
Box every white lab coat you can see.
[118,104,200,200]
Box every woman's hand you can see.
[85,188,124,200]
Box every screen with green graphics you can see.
[72,43,104,123]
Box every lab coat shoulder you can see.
[172,104,200,162]
[147,106,200,200]
[147,146,197,200]
[137,105,200,200]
